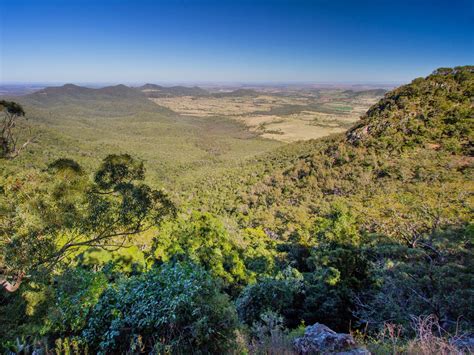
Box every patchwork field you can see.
[149,89,383,142]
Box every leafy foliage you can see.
[0,154,175,274]
[83,263,238,354]
[355,224,474,332]
[151,212,278,293]
[0,100,32,159]
[47,268,108,335]
[236,275,304,328]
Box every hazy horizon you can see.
[0,80,403,86]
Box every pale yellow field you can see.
[235,112,354,142]
[234,114,346,142]
[149,93,380,142]
[150,95,310,117]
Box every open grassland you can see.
[149,94,310,116]
[150,90,382,142]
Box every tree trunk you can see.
[0,273,24,292]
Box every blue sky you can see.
[1,0,473,83]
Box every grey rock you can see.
[451,334,474,352]
[293,323,370,355]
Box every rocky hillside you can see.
[190,66,473,239]
[348,66,473,154]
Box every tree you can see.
[151,213,279,294]
[0,100,34,159]
[152,212,250,292]
[236,275,304,328]
[0,154,176,291]
[0,272,24,292]
[301,204,373,331]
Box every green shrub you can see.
[354,225,474,334]
[83,262,238,354]
[152,212,249,289]
[47,268,108,335]
[236,275,304,328]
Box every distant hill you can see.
[27,83,148,102]
[342,88,387,98]
[21,83,167,116]
[137,84,209,97]
[211,89,260,98]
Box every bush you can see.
[152,212,250,291]
[236,275,304,328]
[83,262,238,354]
[47,268,108,335]
[354,225,474,334]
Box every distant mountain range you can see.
[18,83,166,116]
[136,84,259,98]
[29,84,148,101]
[5,83,263,102]
[137,83,210,97]
[1,83,393,100]
[211,88,260,98]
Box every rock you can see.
[293,323,370,354]
[336,350,371,355]
[451,334,474,352]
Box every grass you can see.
[149,91,382,143]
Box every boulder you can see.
[451,334,474,352]
[293,323,370,354]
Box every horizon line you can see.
[0,80,404,87]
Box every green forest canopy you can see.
[0,66,472,353]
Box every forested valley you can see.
[0,66,473,354]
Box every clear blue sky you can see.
[1,0,473,83]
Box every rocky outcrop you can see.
[293,323,370,354]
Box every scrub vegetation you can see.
[0,66,472,353]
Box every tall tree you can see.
[0,100,34,159]
[0,155,176,291]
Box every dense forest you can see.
[0,66,473,354]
